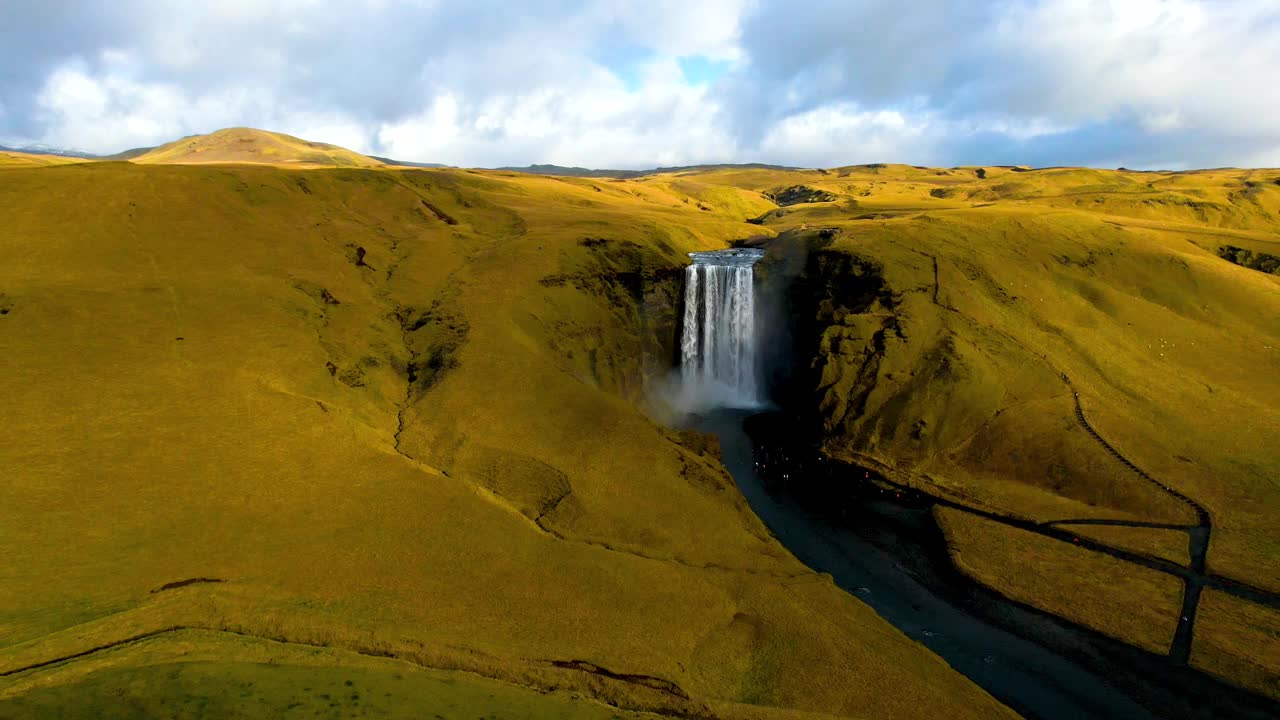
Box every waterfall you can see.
[680,248,765,410]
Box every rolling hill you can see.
[494,162,804,179]
[129,127,385,167]
[734,163,1280,699]
[0,159,1017,719]
[1,143,1277,716]
[0,149,90,167]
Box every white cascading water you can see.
[680,248,765,410]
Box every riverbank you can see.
[697,409,1280,720]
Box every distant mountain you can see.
[369,155,450,168]
[0,142,156,161]
[0,148,91,167]
[7,134,813,175]
[103,146,157,161]
[0,143,102,159]
[493,164,632,178]
[493,162,805,178]
[130,127,385,167]
[4,136,434,167]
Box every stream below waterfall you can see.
[699,410,1152,720]
[677,248,1279,719]
[696,409,1280,720]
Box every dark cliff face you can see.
[752,226,1198,521]
[764,185,840,207]
[537,235,686,402]
[755,229,896,437]
[1217,244,1280,275]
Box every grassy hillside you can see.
[0,161,1016,719]
[130,127,384,167]
[729,163,1280,698]
[0,629,658,720]
[3,152,1277,713]
[745,165,1280,580]
[0,149,89,167]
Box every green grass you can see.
[1052,524,1191,566]
[1192,590,1280,700]
[0,630,657,720]
[0,160,1016,719]
[747,163,1278,694]
[131,128,385,167]
[0,150,88,167]
[764,198,1280,586]
[937,508,1186,654]
[3,148,1277,713]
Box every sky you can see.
[2,0,1278,169]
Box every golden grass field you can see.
[1192,589,1280,699]
[0,151,88,168]
[936,507,1185,654]
[740,163,1280,698]
[1,130,1278,714]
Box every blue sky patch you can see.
[678,55,731,86]
[596,44,656,92]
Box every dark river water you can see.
[698,409,1279,720]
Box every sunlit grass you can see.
[0,160,1021,719]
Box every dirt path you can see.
[738,412,1280,720]
[910,252,1267,664]
[1067,390,1214,663]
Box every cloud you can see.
[375,67,735,168]
[756,105,938,167]
[961,0,1280,154]
[721,0,1280,168]
[31,51,366,154]
[2,0,1278,168]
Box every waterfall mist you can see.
[676,248,766,412]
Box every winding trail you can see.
[770,441,1280,609]
[715,411,1280,720]
[892,251,1278,665]
[1068,389,1214,663]
[1070,391,1211,527]
[1043,518,1194,530]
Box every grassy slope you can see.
[725,164,1280,551]
[1192,589,1280,698]
[0,150,89,168]
[131,128,384,168]
[0,162,1013,719]
[936,507,1184,654]
[724,164,1279,694]
[0,629,659,720]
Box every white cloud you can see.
[31,51,370,154]
[585,0,747,60]
[4,1,1279,168]
[35,60,190,150]
[757,105,937,167]
[376,79,736,169]
[991,0,1280,138]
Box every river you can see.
[697,409,1280,720]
